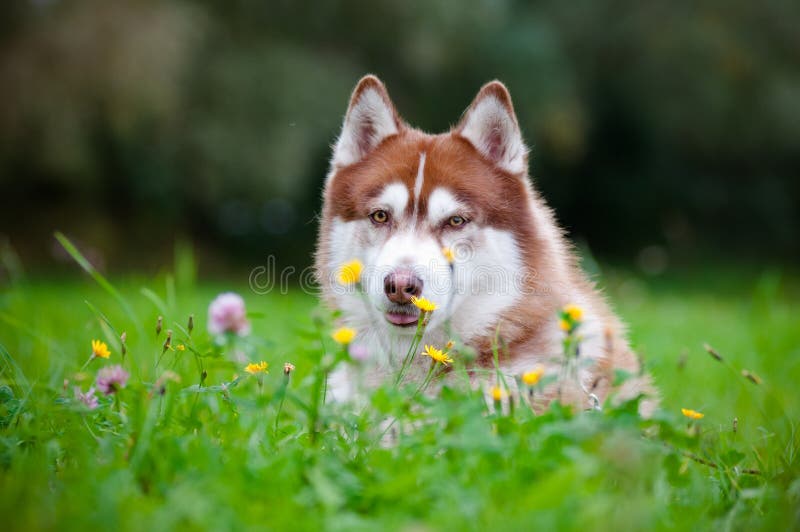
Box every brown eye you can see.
[448,215,466,227]
[369,210,389,224]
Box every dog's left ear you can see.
[456,81,528,175]
[331,75,402,170]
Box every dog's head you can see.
[317,76,545,344]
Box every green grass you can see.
[1,257,799,530]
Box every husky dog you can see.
[315,75,655,414]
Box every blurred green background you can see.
[1,5,799,527]
[1,0,798,277]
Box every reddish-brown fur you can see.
[317,76,657,414]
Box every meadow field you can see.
[1,242,798,531]
[3,2,798,530]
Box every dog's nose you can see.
[383,270,423,304]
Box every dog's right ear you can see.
[331,75,401,171]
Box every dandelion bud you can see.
[491,386,505,402]
[156,316,163,336]
[559,304,584,336]
[522,367,544,386]
[442,247,455,264]
[154,370,180,396]
[490,386,505,415]
[284,362,295,376]
[704,343,723,362]
[563,304,584,322]
[162,330,172,353]
[120,331,127,357]
[741,369,762,385]
[733,417,738,433]
[188,314,194,334]
[677,349,687,370]
[445,340,455,351]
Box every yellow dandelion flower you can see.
[563,304,584,321]
[91,339,111,359]
[522,367,544,386]
[442,247,455,264]
[332,327,357,345]
[681,408,704,420]
[421,345,453,365]
[337,259,363,285]
[245,361,269,375]
[176,344,186,351]
[410,296,437,312]
[490,386,506,401]
[558,318,571,331]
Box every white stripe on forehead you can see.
[412,152,426,216]
[427,187,464,224]
[375,182,409,213]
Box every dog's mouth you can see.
[384,305,420,328]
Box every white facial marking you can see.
[448,227,525,342]
[376,182,409,215]
[325,218,529,380]
[412,152,426,216]
[427,187,464,226]
[375,230,441,275]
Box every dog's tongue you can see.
[385,312,419,326]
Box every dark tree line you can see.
[1,0,798,271]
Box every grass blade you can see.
[54,232,137,322]
[0,342,30,396]
[140,288,168,316]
